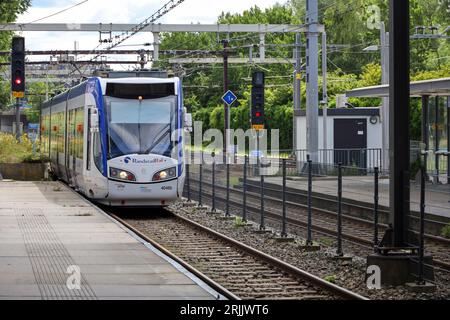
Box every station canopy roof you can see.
[346,77,450,98]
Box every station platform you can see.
[252,176,450,219]
[0,181,218,300]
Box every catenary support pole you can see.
[293,33,302,173]
[380,22,390,172]
[305,0,320,164]
[322,31,328,166]
[388,0,411,247]
[223,39,229,163]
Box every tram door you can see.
[86,108,92,172]
[66,109,75,186]
[333,118,367,169]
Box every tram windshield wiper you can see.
[141,123,171,155]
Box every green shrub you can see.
[441,225,450,239]
[324,275,337,283]
[0,133,47,163]
[234,216,247,228]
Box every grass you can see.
[229,176,240,186]
[0,133,47,163]
[324,275,337,283]
[318,237,334,247]
[441,224,450,239]
[233,216,247,228]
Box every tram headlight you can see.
[119,171,128,179]
[153,167,176,181]
[110,167,136,181]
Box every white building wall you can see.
[297,115,382,149]
[295,112,383,167]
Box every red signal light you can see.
[255,111,261,117]
[14,78,22,85]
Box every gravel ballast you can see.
[168,200,450,300]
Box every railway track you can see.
[186,177,450,272]
[109,209,367,300]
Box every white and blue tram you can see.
[40,77,187,207]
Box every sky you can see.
[15,0,285,67]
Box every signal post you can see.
[251,71,265,172]
[11,37,25,140]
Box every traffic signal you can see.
[251,71,265,130]
[11,37,25,95]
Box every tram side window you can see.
[50,112,57,160]
[75,107,84,160]
[68,110,75,158]
[57,112,65,155]
[45,114,51,156]
[93,132,103,173]
[41,114,49,157]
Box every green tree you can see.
[159,1,449,150]
[23,81,59,123]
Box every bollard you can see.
[211,160,216,212]
[306,157,313,245]
[243,155,248,222]
[199,158,203,207]
[373,167,379,252]
[226,161,230,217]
[186,164,191,202]
[336,163,343,256]
[259,164,265,231]
[417,165,426,285]
[281,159,287,237]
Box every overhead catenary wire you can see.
[161,0,372,75]
[17,1,381,84]
[25,1,332,77]
[20,0,90,25]
[103,0,187,51]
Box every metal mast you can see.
[305,0,319,164]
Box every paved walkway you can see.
[0,181,217,300]
[260,176,450,219]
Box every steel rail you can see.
[61,180,239,300]
[187,179,450,272]
[191,176,450,244]
[171,208,368,300]
[108,212,240,301]
[242,179,449,233]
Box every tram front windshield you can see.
[104,96,177,159]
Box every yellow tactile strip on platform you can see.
[16,208,97,300]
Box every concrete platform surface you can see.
[257,176,450,219]
[0,181,217,300]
